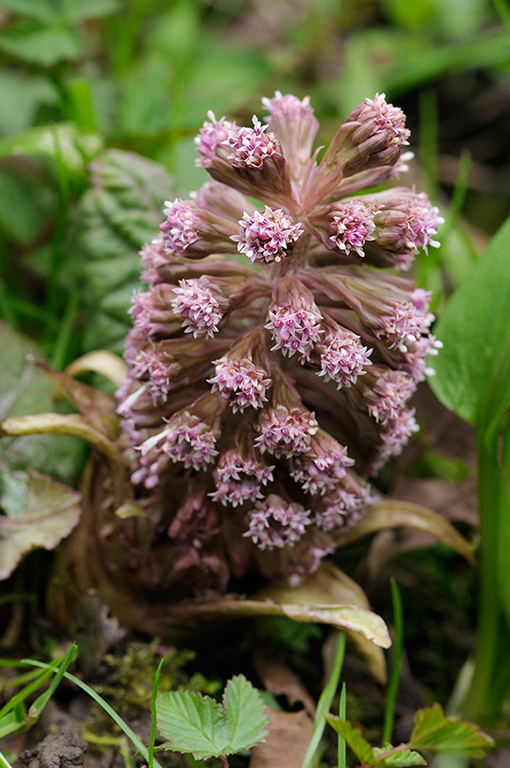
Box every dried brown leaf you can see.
[249,707,314,768]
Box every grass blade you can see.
[149,659,164,768]
[337,682,346,768]
[301,632,346,768]
[0,750,14,768]
[0,668,52,721]
[21,658,163,768]
[383,579,404,746]
[26,643,77,725]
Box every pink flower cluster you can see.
[117,92,443,592]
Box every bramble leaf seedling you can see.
[156,674,268,761]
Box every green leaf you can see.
[0,468,82,580]
[0,710,25,738]
[409,703,494,758]
[431,215,510,425]
[325,718,374,764]
[222,675,269,754]
[0,71,58,134]
[0,123,102,180]
[156,675,268,760]
[0,0,56,23]
[0,22,81,66]
[372,746,426,766]
[0,167,55,245]
[117,54,175,137]
[0,321,86,484]
[179,42,269,129]
[66,149,175,352]
[61,0,120,23]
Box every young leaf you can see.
[409,703,494,758]
[222,675,269,754]
[371,746,426,766]
[156,675,268,760]
[325,718,374,764]
[157,690,227,760]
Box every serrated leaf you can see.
[65,149,175,352]
[156,675,268,760]
[222,675,268,754]
[156,690,227,759]
[372,746,426,766]
[325,717,374,764]
[409,703,494,758]
[0,468,82,580]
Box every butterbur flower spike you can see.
[116,90,444,590]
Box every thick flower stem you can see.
[461,419,510,723]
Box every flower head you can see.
[265,276,323,361]
[117,90,442,591]
[311,200,376,258]
[314,320,372,388]
[244,495,312,550]
[211,439,274,507]
[372,190,445,268]
[290,429,354,495]
[262,91,319,182]
[171,276,226,338]
[208,329,272,412]
[227,116,281,169]
[232,206,303,264]
[195,111,236,168]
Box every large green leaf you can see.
[431,216,510,718]
[65,149,175,352]
[430,215,510,425]
[156,675,268,760]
